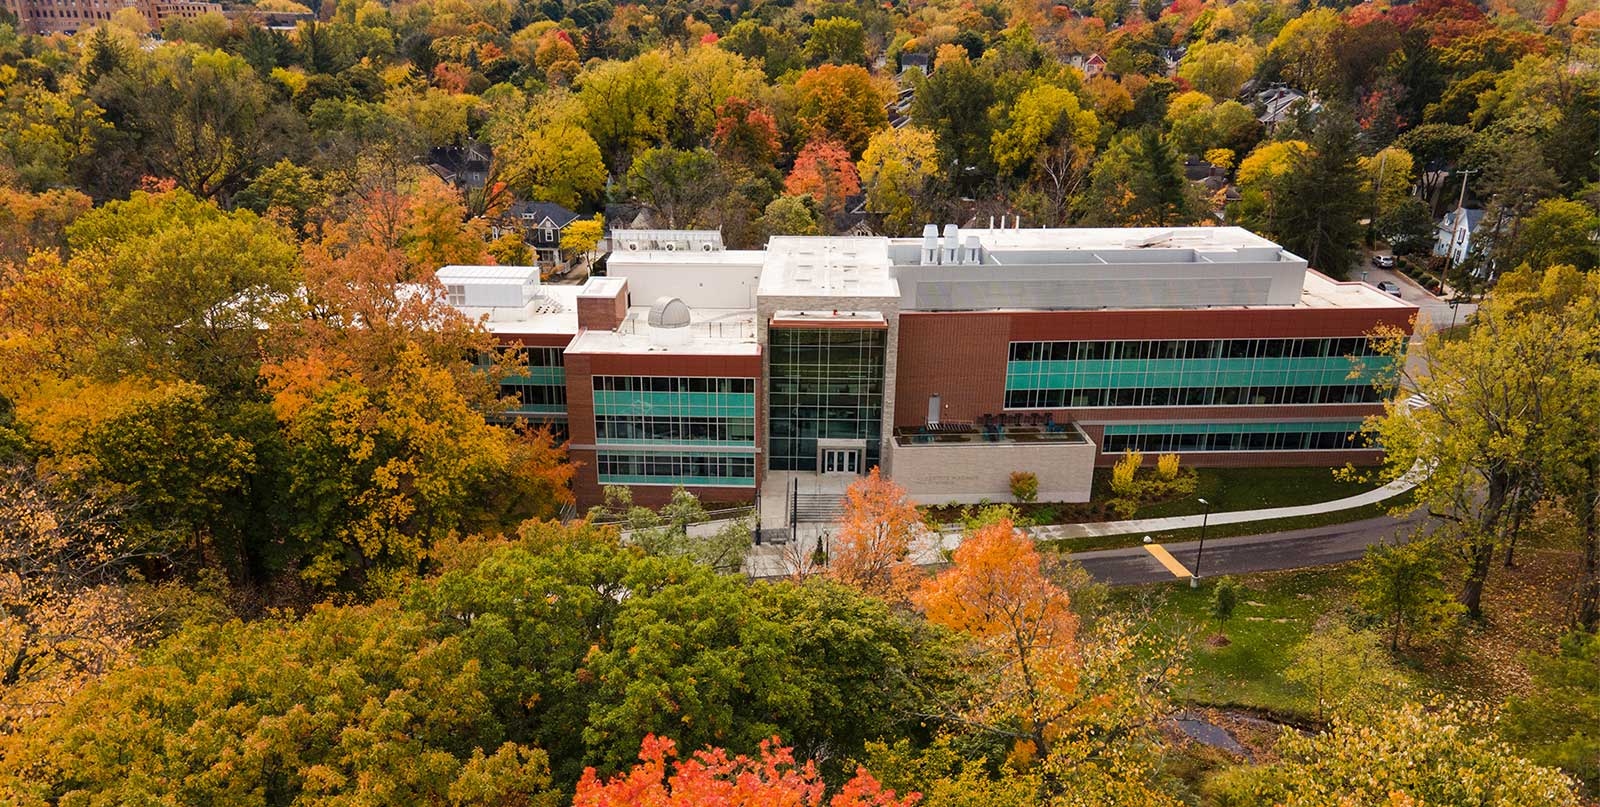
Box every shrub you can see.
[1209,578,1238,625]
[1156,452,1181,480]
[1009,470,1039,503]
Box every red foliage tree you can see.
[575,735,919,807]
[712,97,781,167]
[784,138,860,216]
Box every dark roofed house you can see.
[492,201,582,268]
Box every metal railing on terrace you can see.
[893,419,1089,446]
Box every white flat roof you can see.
[472,283,582,335]
[1298,270,1417,309]
[917,226,1284,254]
[566,306,759,355]
[579,276,627,297]
[757,236,899,298]
[437,264,539,284]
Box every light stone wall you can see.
[884,439,1097,505]
[755,294,901,471]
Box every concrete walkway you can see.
[1025,467,1419,543]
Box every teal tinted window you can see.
[596,450,756,487]
[767,328,886,471]
[1101,420,1369,452]
[476,346,567,415]
[1005,338,1399,408]
[593,376,757,448]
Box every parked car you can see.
[1376,280,1403,297]
[1371,254,1396,268]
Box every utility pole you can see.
[1445,169,1477,273]
[1369,149,1388,247]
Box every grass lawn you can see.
[1102,548,1582,722]
[1129,466,1374,519]
[923,466,1383,528]
[1117,568,1366,719]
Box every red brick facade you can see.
[564,350,763,508]
[894,306,1413,468]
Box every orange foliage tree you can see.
[574,734,919,807]
[785,137,861,217]
[793,64,889,156]
[827,467,922,599]
[916,518,1078,757]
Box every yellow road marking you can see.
[1144,544,1193,578]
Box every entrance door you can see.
[822,448,860,474]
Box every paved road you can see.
[1069,510,1433,586]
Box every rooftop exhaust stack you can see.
[962,235,981,265]
[920,224,939,265]
[942,224,960,265]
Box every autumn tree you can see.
[910,50,998,178]
[276,345,518,595]
[576,52,674,169]
[1211,701,1581,806]
[826,468,922,598]
[497,122,608,210]
[857,126,939,235]
[1283,623,1405,722]
[793,65,889,157]
[804,17,867,66]
[0,600,561,804]
[918,518,1076,755]
[1178,40,1259,99]
[991,85,1099,226]
[0,465,215,734]
[1361,267,1600,617]
[0,187,91,263]
[712,96,781,168]
[785,138,861,218]
[575,735,917,807]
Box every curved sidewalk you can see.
[1022,469,1419,543]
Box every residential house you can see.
[898,53,931,76]
[1068,53,1107,78]
[1256,86,1320,133]
[1433,205,1486,268]
[427,142,492,191]
[492,201,582,268]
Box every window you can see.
[445,284,466,306]
[1100,421,1369,453]
[1003,338,1399,410]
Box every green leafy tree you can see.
[1502,630,1600,794]
[91,46,300,200]
[1352,538,1462,650]
[1361,269,1600,617]
[81,383,255,561]
[575,52,674,170]
[758,194,821,237]
[626,146,723,229]
[1209,578,1238,627]
[1178,40,1259,99]
[910,51,997,177]
[1284,623,1405,723]
[57,188,299,391]
[1499,198,1600,273]
[593,486,751,574]
[1083,128,1205,227]
[804,17,866,66]
[1248,112,1366,277]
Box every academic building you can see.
[440,225,1415,509]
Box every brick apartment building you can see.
[4,0,218,35]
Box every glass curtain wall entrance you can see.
[768,327,886,471]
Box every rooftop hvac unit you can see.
[626,241,638,251]
[701,242,714,251]
[664,241,677,251]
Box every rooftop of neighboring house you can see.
[1439,206,1486,232]
[504,201,581,228]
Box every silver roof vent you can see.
[647,296,691,328]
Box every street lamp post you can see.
[1190,497,1212,589]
